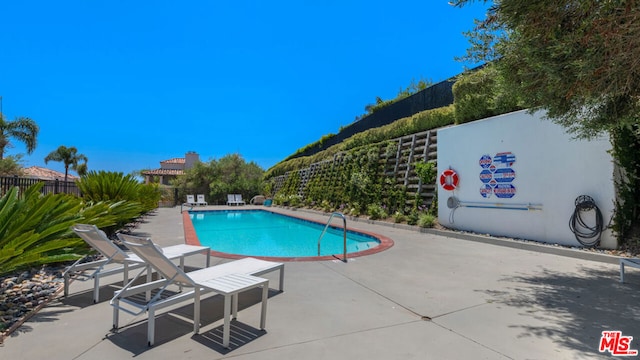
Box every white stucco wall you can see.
[437,110,616,248]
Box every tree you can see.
[453,0,640,242]
[452,0,640,136]
[44,145,88,191]
[173,153,264,204]
[0,113,39,160]
[0,155,24,176]
[397,77,433,99]
[211,153,263,201]
[75,162,88,177]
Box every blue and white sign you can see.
[493,168,516,183]
[479,154,492,169]
[493,184,516,198]
[479,152,517,198]
[479,169,493,184]
[480,184,493,198]
[493,152,516,168]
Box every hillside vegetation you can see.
[262,65,521,223]
[265,64,517,180]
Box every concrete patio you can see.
[2,206,639,359]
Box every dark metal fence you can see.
[0,176,81,197]
[292,78,455,159]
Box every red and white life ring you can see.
[439,169,459,191]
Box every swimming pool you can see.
[186,210,393,260]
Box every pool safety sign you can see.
[478,152,516,198]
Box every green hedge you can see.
[452,64,524,124]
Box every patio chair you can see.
[113,234,285,347]
[227,194,237,206]
[234,194,246,206]
[64,224,211,303]
[185,194,198,206]
[196,194,208,206]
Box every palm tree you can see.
[0,113,39,160]
[44,145,88,192]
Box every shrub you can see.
[0,184,86,275]
[304,197,315,208]
[136,182,162,212]
[288,194,303,207]
[79,200,147,237]
[78,170,161,212]
[414,161,437,185]
[77,170,160,233]
[407,211,419,226]
[321,200,332,213]
[392,211,406,223]
[452,65,524,125]
[367,204,388,220]
[348,202,361,217]
[418,213,436,228]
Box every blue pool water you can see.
[189,210,380,258]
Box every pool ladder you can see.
[317,212,348,263]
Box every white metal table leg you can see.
[260,281,268,329]
[223,293,232,348]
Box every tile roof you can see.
[141,169,185,176]
[161,158,185,164]
[23,166,79,180]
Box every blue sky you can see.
[0,1,487,176]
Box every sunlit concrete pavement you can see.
[2,206,639,359]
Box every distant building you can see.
[142,151,200,185]
[23,166,79,181]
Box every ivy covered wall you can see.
[270,130,438,219]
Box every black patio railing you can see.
[0,176,81,197]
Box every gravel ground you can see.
[0,266,66,342]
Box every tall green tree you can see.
[453,0,640,242]
[452,0,640,136]
[210,153,264,201]
[173,153,264,204]
[44,145,88,189]
[0,113,39,160]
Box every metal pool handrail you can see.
[317,212,348,263]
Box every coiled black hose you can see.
[569,195,603,247]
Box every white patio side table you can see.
[200,273,269,348]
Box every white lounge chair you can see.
[196,194,208,206]
[64,224,210,303]
[234,194,246,206]
[185,194,198,206]
[227,194,237,206]
[113,234,284,347]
